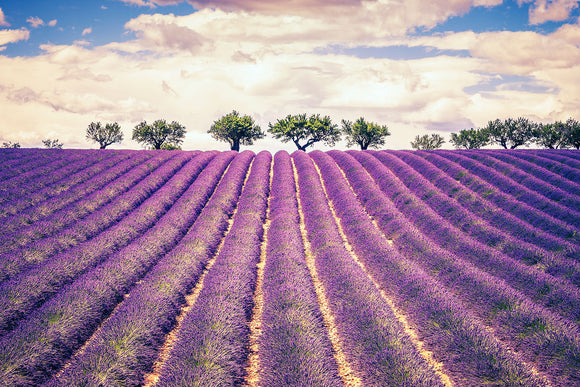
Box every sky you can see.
[1,0,580,151]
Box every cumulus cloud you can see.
[26,16,44,28]
[519,0,579,24]
[82,27,92,36]
[124,13,209,53]
[48,19,57,27]
[0,28,30,46]
[2,2,580,149]
[0,7,9,27]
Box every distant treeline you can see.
[2,113,579,151]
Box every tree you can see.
[564,118,580,150]
[42,139,63,149]
[410,134,445,150]
[86,122,124,149]
[132,119,186,150]
[160,143,182,150]
[342,117,390,150]
[450,128,489,149]
[485,117,536,149]
[1,141,20,148]
[268,114,341,151]
[208,110,265,151]
[534,121,569,149]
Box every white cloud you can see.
[82,27,92,36]
[0,7,9,27]
[48,19,57,27]
[528,0,580,24]
[26,16,44,28]
[0,28,30,46]
[2,3,580,150]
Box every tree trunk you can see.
[100,144,107,149]
[231,141,240,152]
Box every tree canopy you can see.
[534,121,569,149]
[564,118,580,149]
[42,139,63,149]
[86,122,124,149]
[208,110,265,151]
[1,141,20,148]
[410,134,445,150]
[132,119,186,150]
[450,128,489,149]
[268,114,341,151]
[342,117,390,150]
[484,117,536,149]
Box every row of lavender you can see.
[320,150,580,386]
[0,148,578,386]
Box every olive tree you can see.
[450,128,489,149]
[86,122,124,149]
[208,110,265,151]
[1,141,20,148]
[534,121,569,149]
[564,118,580,149]
[342,117,390,150]
[410,134,445,150]
[132,119,186,150]
[268,114,341,151]
[485,117,536,149]
[42,139,63,149]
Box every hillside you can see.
[0,148,579,386]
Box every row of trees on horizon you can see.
[3,112,580,151]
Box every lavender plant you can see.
[312,150,549,386]
[436,150,580,228]
[416,151,580,245]
[50,151,257,386]
[0,152,222,336]
[253,151,343,387]
[294,150,446,387]
[0,152,237,385]
[325,150,579,385]
[0,152,199,281]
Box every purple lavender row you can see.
[364,150,580,290]
[293,151,445,387]
[0,152,195,282]
[518,149,580,174]
[390,150,580,263]
[460,150,580,212]
[543,149,580,161]
[151,151,272,386]
[0,150,128,207]
[239,151,343,387]
[0,149,72,182]
[0,152,156,234]
[354,150,580,321]
[514,149,580,173]
[0,150,99,198]
[0,150,181,254]
[0,152,236,386]
[327,150,580,386]
[0,151,218,337]
[435,150,580,229]
[0,151,138,218]
[415,151,580,245]
[312,150,549,386]
[49,151,257,386]
[476,150,580,202]
[0,149,58,181]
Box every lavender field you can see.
[0,148,579,386]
